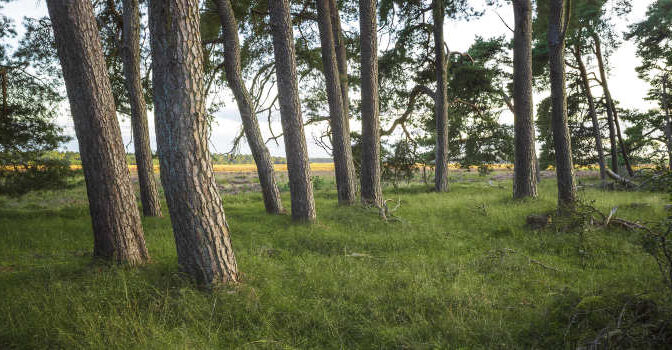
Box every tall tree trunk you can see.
[573,44,606,181]
[359,0,384,207]
[595,39,619,174]
[213,0,284,214]
[512,0,537,199]
[433,0,449,192]
[47,0,148,265]
[268,0,316,222]
[548,0,576,209]
[316,0,357,205]
[329,0,349,120]
[148,0,238,284]
[121,0,162,217]
[593,34,634,176]
[663,75,672,170]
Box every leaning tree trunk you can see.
[121,0,162,217]
[593,34,634,177]
[512,0,538,199]
[329,0,350,125]
[148,0,238,284]
[574,44,606,181]
[548,0,577,209]
[268,0,316,222]
[47,0,148,265]
[316,0,357,205]
[213,0,284,214]
[433,0,449,192]
[359,0,384,207]
[595,38,620,174]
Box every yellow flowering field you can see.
[68,163,335,173]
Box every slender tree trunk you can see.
[593,34,634,176]
[120,0,162,217]
[268,0,316,222]
[359,0,384,207]
[329,0,349,120]
[663,76,672,170]
[316,0,357,205]
[548,0,576,209]
[574,44,606,181]
[213,0,284,214]
[433,0,449,192]
[512,0,537,199]
[148,0,238,284]
[47,0,148,265]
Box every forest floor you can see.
[1,171,671,348]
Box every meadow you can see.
[0,171,670,349]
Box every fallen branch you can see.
[606,169,638,188]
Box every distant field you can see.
[68,162,336,173]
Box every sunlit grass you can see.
[0,173,669,348]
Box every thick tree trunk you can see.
[213,0,284,214]
[121,0,162,217]
[548,0,577,209]
[47,0,148,265]
[433,0,449,192]
[359,0,384,207]
[268,0,316,222]
[329,0,349,119]
[574,44,606,181]
[316,0,357,205]
[593,34,634,176]
[148,0,238,284]
[512,0,537,199]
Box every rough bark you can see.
[359,0,384,207]
[593,34,634,176]
[268,0,316,222]
[512,0,538,199]
[47,0,149,265]
[120,0,162,217]
[329,0,349,119]
[573,44,606,181]
[316,0,357,205]
[433,0,449,192]
[213,0,284,214]
[548,0,577,209]
[148,0,238,284]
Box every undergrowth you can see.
[0,173,670,349]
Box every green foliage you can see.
[0,158,74,197]
[382,139,417,186]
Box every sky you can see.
[1,0,657,158]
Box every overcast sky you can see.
[1,0,656,158]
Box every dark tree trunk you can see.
[47,0,149,265]
[574,44,606,181]
[359,0,384,207]
[329,0,349,120]
[268,0,316,222]
[593,34,634,176]
[663,76,672,170]
[213,0,284,214]
[121,0,162,217]
[512,0,538,199]
[548,0,577,209]
[433,0,449,192]
[316,0,357,205]
[148,0,238,284]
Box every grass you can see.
[0,172,670,349]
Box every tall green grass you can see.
[0,174,669,348]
